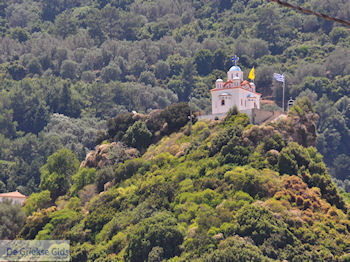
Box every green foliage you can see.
[176,189,222,208]
[224,167,279,198]
[278,142,311,175]
[123,121,152,151]
[23,190,52,216]
[159,103,192,134]
[0,200,26,239]
[235,205,296,246]
[125,212,183,262]
[114,158,150,183]
[84,188,122,234]
[36,209,82,240]
[194,49,213,76]
[201,236,268,261]
[40,149,79,200]
[70,168,97,195]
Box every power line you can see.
[269,0,350,27]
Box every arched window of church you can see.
[221,99,225,106]
[241,99,243,106]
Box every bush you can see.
[0,200,26,239]
[125,212,183,262]
[159,103,192,134]
[122,121,153,151]
[235,205,297,247]
[201,236,268,261]
[23,190,52,216]
[39,149,80,200]
[70,168,97,195]
[114,158,149,183]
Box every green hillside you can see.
[14,103,350,261]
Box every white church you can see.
[211,63,261,115]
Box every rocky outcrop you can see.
[80,142,139,169]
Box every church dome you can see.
[229,66,242,71]
[216,79,224,82]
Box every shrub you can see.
[125,212,183,262]
[0,200,26,239]
[70,168,97,195]
[114,158,149,183]
[201,236,268,261]
[23,190,52,216]
[235,205,297,247]
[40,149,80,200]
[122,121,153,151]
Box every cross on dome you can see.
[232,55,239,66]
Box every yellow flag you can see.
[248,67,255,81]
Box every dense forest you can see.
[0,0,350,260]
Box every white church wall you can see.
[211,62,261,115]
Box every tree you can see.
[10,83,50,134]
[333,154,350,180]
[7,63,26,80]
[70,168,97,195]
[139,71,156,86]
[40,149,80,200]
[123,121,152,151]
[212,49,227,71]
[10,27,29,42]
[202,236,267,261]
[155,61,170,80]
[235,205,296,246]
[125,212,183,262]
[23,190,52,216]
[55,10,78,38]
[0,200,26,240]
[159,103,192,134]
[101,65,121,82]
[61,60,79,80]
[329,27,350,44]
[27,58,43,75]
[278,142,310,175]
[194,49,213,76]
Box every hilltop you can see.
[17,100,350,261]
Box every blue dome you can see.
[229,66,242,71]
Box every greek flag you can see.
[273,73,285,83]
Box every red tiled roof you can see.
[0,191,27,198]
[210,86,262,96]
[223,80,234,87]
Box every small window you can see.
[241,99,243,106]
[221,99,225,106]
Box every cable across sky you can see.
[269,0,350,27]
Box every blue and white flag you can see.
[273,73,285,83]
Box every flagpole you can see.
[282,77,285,112]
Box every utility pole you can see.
[282,78,285,112]
[188,94,193,141]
